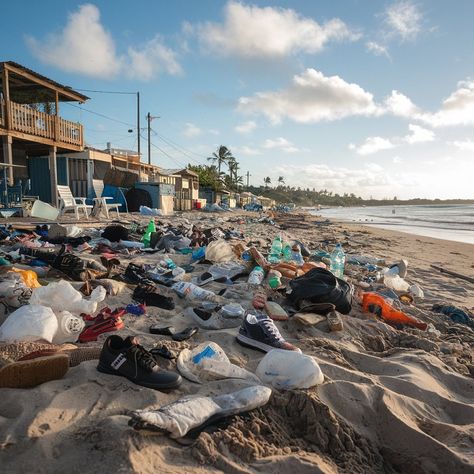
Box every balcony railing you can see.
[0,98,83,148]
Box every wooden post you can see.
[49,146,58,206]
[54,90,59,142]
[2,67,11,131]
[2,136,13,184]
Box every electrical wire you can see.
[73,88,137,95]
[139,133,187,169]
[64,102,135,127]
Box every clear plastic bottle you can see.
[248,266,265,285]
[330,243,345,279]
[291,244,304,266]
[282,242,292,262]
[268,235,283,264]
[171,281,220,302]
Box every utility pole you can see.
[246,171,251,190]
[136,92,140,158]
[146,112,160,165]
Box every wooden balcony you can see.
[0,98,83,149]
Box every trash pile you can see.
[0,213,473,442]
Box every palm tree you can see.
[277,176,285,188]
[207,145,234,177]
[264,176,271,188]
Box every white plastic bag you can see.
[177,342,259,383]
[383,274,410,292]
[30,280,106,315]
[256,349,324,389]
[0,304,58,343]
[53,310,85,344]
[205,239,236,263]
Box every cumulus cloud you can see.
[383,90,420,118]
[451,139,474,151]
[384,1,423,41]
[183,123,202,138]
[263,137,299,153]
[26,4,180,80]
[404,124,434,143]
[418,80,474,127]
[349,137,395,155]
[366,41,390,57]
[238,68,380,124]
[194,1,359,58]
[235,121,257,134]
[235,145,262,156]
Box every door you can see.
[28,156,51,202]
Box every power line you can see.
[64,102,135,128]
[151,130,202,166]
[140,133,187,169]
[73,88,137,95]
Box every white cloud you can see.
[384,90,420,118]
[208,129,220,136]
[349,136,395,155]
[263,137,299,153]
[26,4,181,80]
[366,41,390,57]
[404,124,434,143]
[235,120,257,134]
[127,36,182,80]
[451,139,474,151]
[392,156,403,164]
[384,1,423,40]
[235,145,262,156]
[183,123,202,138]
[194,1,359,58]
[238,68,380,124]
[418,80,474,127]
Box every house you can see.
[160,168,199,210]
[0,61,88,206]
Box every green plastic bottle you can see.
[142,219,156,248]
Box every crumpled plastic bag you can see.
[8,268,41,288]
[0,304,58,343]
[205,239,237,263]
[177,342,259,384]
[0,279,32,308]
[129,385,272,438]
[256,349,324,389]
[30,280,106,315]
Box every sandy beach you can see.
[0,210,473,474]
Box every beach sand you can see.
[0,211,473,474]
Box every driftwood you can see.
[431,264,474,284]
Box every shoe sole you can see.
[236,334,274,353]
[0,354,69,388]
[96,362,182,390]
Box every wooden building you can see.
[0,61,88,205]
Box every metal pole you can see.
[246,171,250,189]
[137,92,141,158]
[147,112,151,165]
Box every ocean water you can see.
[311,204,474,245]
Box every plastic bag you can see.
[0,279,32,308]
[205,239,237,263]
[383,274,410,292]
[9,268,41,288]
[177,342,259,383]
[256,349,324,389]
[30,280,106,315]
[0,304,58,343]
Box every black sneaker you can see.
[133,283,175,309]
[97,335,182,390]
[236,312,301,353]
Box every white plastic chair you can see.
[92,179,122,218]
[57,185,93,219]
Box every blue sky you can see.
[3,0,474,198]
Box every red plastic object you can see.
[361,292,427,330]
[79,317,124,343]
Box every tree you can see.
[187,164,223,191]
[207,146,234,176]
[277,176,285,187]
[264,176,271,188]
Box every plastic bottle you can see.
[330,243,345,279]
[142,219,156,248]
[291,244,304,266]
[172,281,220,302]
[161,258,177,270]
[268,269,282,289]
[268,235,283,264]
[282,243,292,262]
[248,266,265,285]
[53,311,85,344]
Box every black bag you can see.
[288,267,352,314]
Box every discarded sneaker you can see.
[0,354,69,388]
[97,335,182,390]
[236,312,301,353]
[133,283,175,309]
[79,309,125,343]
[184,303,245,329]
